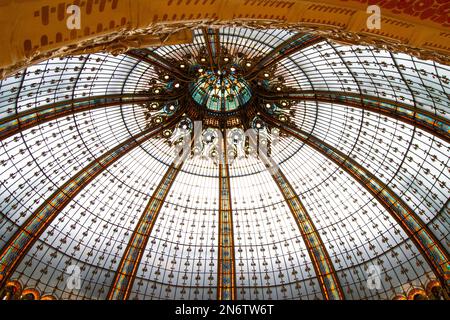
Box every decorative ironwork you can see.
[0,23,449,301]
[257,90,450,144]
[127,49,192,82]
[248,131,344,300]
[0,110,184,288]
[0,93,182,141]
[268,163,344,299]
[107,148,188,300]
[245,33,322,80]
[260,111,450,293]
[217,134,237,300]
[0,280,56,300]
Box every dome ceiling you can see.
[0,27,449,301]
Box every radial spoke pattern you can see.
[244,33,322,79]
[0,122,172,287]
[0,93,181,141]
[127,49,191,82]
[0,26,448,300]
[262,114,450,290]
[258,90,450,143]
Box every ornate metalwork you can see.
[3,1,450,79]
[257,90,450,144]
[0,15,449,300]
[107,153,187,300]
[217,135,237,300]
[249,133,344,300]
[0,93,182,141]
[0,111,184,288]
[270,166,344,299]
[245,33,322,80]
[260,111,450,293]
[127,49,192,82]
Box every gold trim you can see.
[1,0,449,79]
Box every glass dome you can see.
[190,69,252,112]
[0,27,449,301]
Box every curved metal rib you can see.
[107,154,187,300]
[271,170,344,299]
[0,93,182,141]
[258,90,450,144]
[261,112,450,292]
[202,27,216,71]
[218,135,237,300]
[0,113,183,288]
[127,49,192,82]
[254,136,344,300]
[244,33,322,80]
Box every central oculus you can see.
[190,68,252,112]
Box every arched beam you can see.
[1,0,449,79]
[107,152,187,300]
[126,49,192,82]
[253,136,344,300]
[214,29,221,66]
[204,28,222,68]
[202,27,216,71]
[217,135,237,300]
[260,112,450,293]
[0,111,184,288]
[271,169,344,299]
[272,168,344,299]
[0,93,183,141]
[244,33,322,80]
[257,90,450,144]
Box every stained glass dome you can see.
[190,69,252,112]
[0,26,449,302]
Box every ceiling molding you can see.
[1,0,449,79]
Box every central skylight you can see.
[190,68,252,112]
